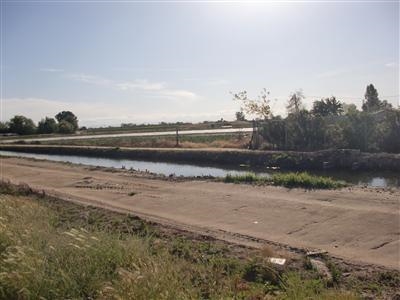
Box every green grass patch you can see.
[224,172,347,189]
[271,172,347,189]
[0,181,380,299]
[224,172,264,183]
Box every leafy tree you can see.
[362,84,382,112]
[232,89,271,120]
[324,123,345,149]
[342,103,358,115]
[286,90,304,115]
[8,115,36,135]
[381,100,393,110]
[342,111,378,152]
[58,120,75,134]
[55,111,78,131]
[235,111,246,121]
[0,122,9,134]
[285,110,326,150]
[311,97,343,116]
[38,117,58,134]
[260,116,286,149]
[376,109,400,153]
[231,86,399,153]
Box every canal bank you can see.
[0,156,399,270]
[1,144,399,172]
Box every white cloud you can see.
[385,62,398,68]
[1,98,128,126]
[316,68,350,79]
[155,89,197,100]
[208,79,230,85]
[116,80,166,91]
[40,68,64,73]
[1,97,223,127]
[66,73,199,102]
[184,78,230,85]
[113,67,188,72]
[66,73,113,86]
[67,73,166,91]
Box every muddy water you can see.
[0,150,399,188]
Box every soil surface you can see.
[1,156,399,270]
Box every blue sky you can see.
[1,1,399,127]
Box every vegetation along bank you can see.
[1,144,399,172]
[1,181,399,299]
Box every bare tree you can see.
[286,90,305,115]
[232,88,271,120]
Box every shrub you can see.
[224,172,346,189]
[8,115,36,135]
[58,120,75,134]
[225,173,262,183]
[271,172,347,189]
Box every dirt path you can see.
[1,157,399,269]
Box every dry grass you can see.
[0,195,208,299]
[0,183,362,299]
[39,133,251,149]
[260,246,275,258]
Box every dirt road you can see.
[1,157,399,269]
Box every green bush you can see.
[224,172,346,189]
[58,120,75,134]
[271,172,347,189]
[225,172,262,183]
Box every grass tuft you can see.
[271,172,347,189]
[224,172,262,183]
[0,181,389,299]
[224,172,347,189]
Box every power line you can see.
[305,95,399,99]
[268,94,399,100]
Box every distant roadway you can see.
[0,127,254,144]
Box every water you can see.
[0,150,399,188]
[0,150,261,178]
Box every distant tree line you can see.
[0,111,79,135]
[234,84,400,153]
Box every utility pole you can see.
[249,119,257,149]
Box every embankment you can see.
[1,144,399,171]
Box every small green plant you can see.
[224,172,346,189]
[225,172,263,183]
[378,271,400,287]
[303,257,314,270]
[242,258,280,285]
[326,260,342,285]
[271,172,347,189]
[280,273,358,300]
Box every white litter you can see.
[268,258,286,265]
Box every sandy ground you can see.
[1,157,399,270]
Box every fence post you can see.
[175,128,179,147]
[284,121,288,150]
